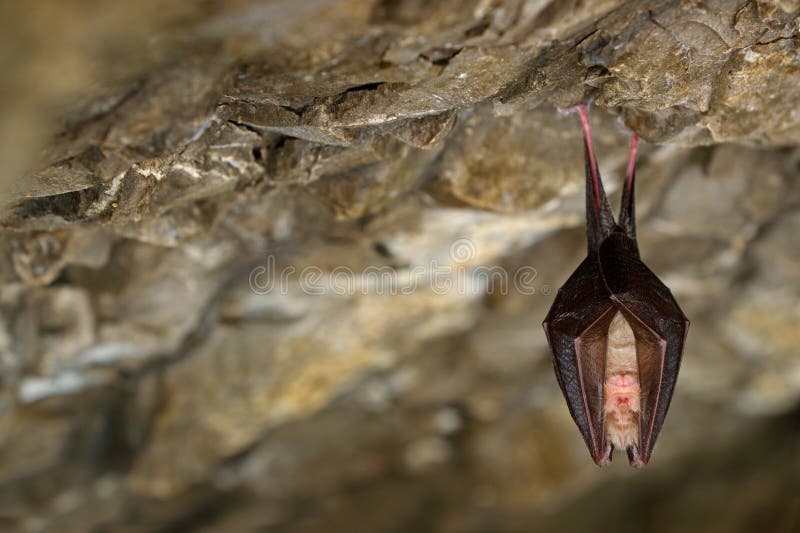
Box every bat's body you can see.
[543,105,688,468]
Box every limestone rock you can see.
[0,1,798,531]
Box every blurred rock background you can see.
[0,0,799,531]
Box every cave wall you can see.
[0,1,799,531]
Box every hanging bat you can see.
[542,105,688,468]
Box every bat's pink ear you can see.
[593,443,613,467]
[627,445,647,468]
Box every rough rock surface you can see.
[1,1,799,531]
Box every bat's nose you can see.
[616,397,632,411]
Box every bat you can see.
[542,104,689,468]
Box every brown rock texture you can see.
[0,1,799,531]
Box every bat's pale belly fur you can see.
[604,311,641,449]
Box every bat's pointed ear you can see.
[627,444,647,469]
[618,132,639,241]
[576,104,615,252]
[594,443,613,467]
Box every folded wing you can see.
[543,256,615,464]
[599,230,689,463]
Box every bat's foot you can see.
[557,100,594,117]
[614,115,635,136]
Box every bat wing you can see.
[598,230,689,465]
[543,256,616,465]
[544,229,689,467]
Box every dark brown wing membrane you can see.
[543,256,614,463]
